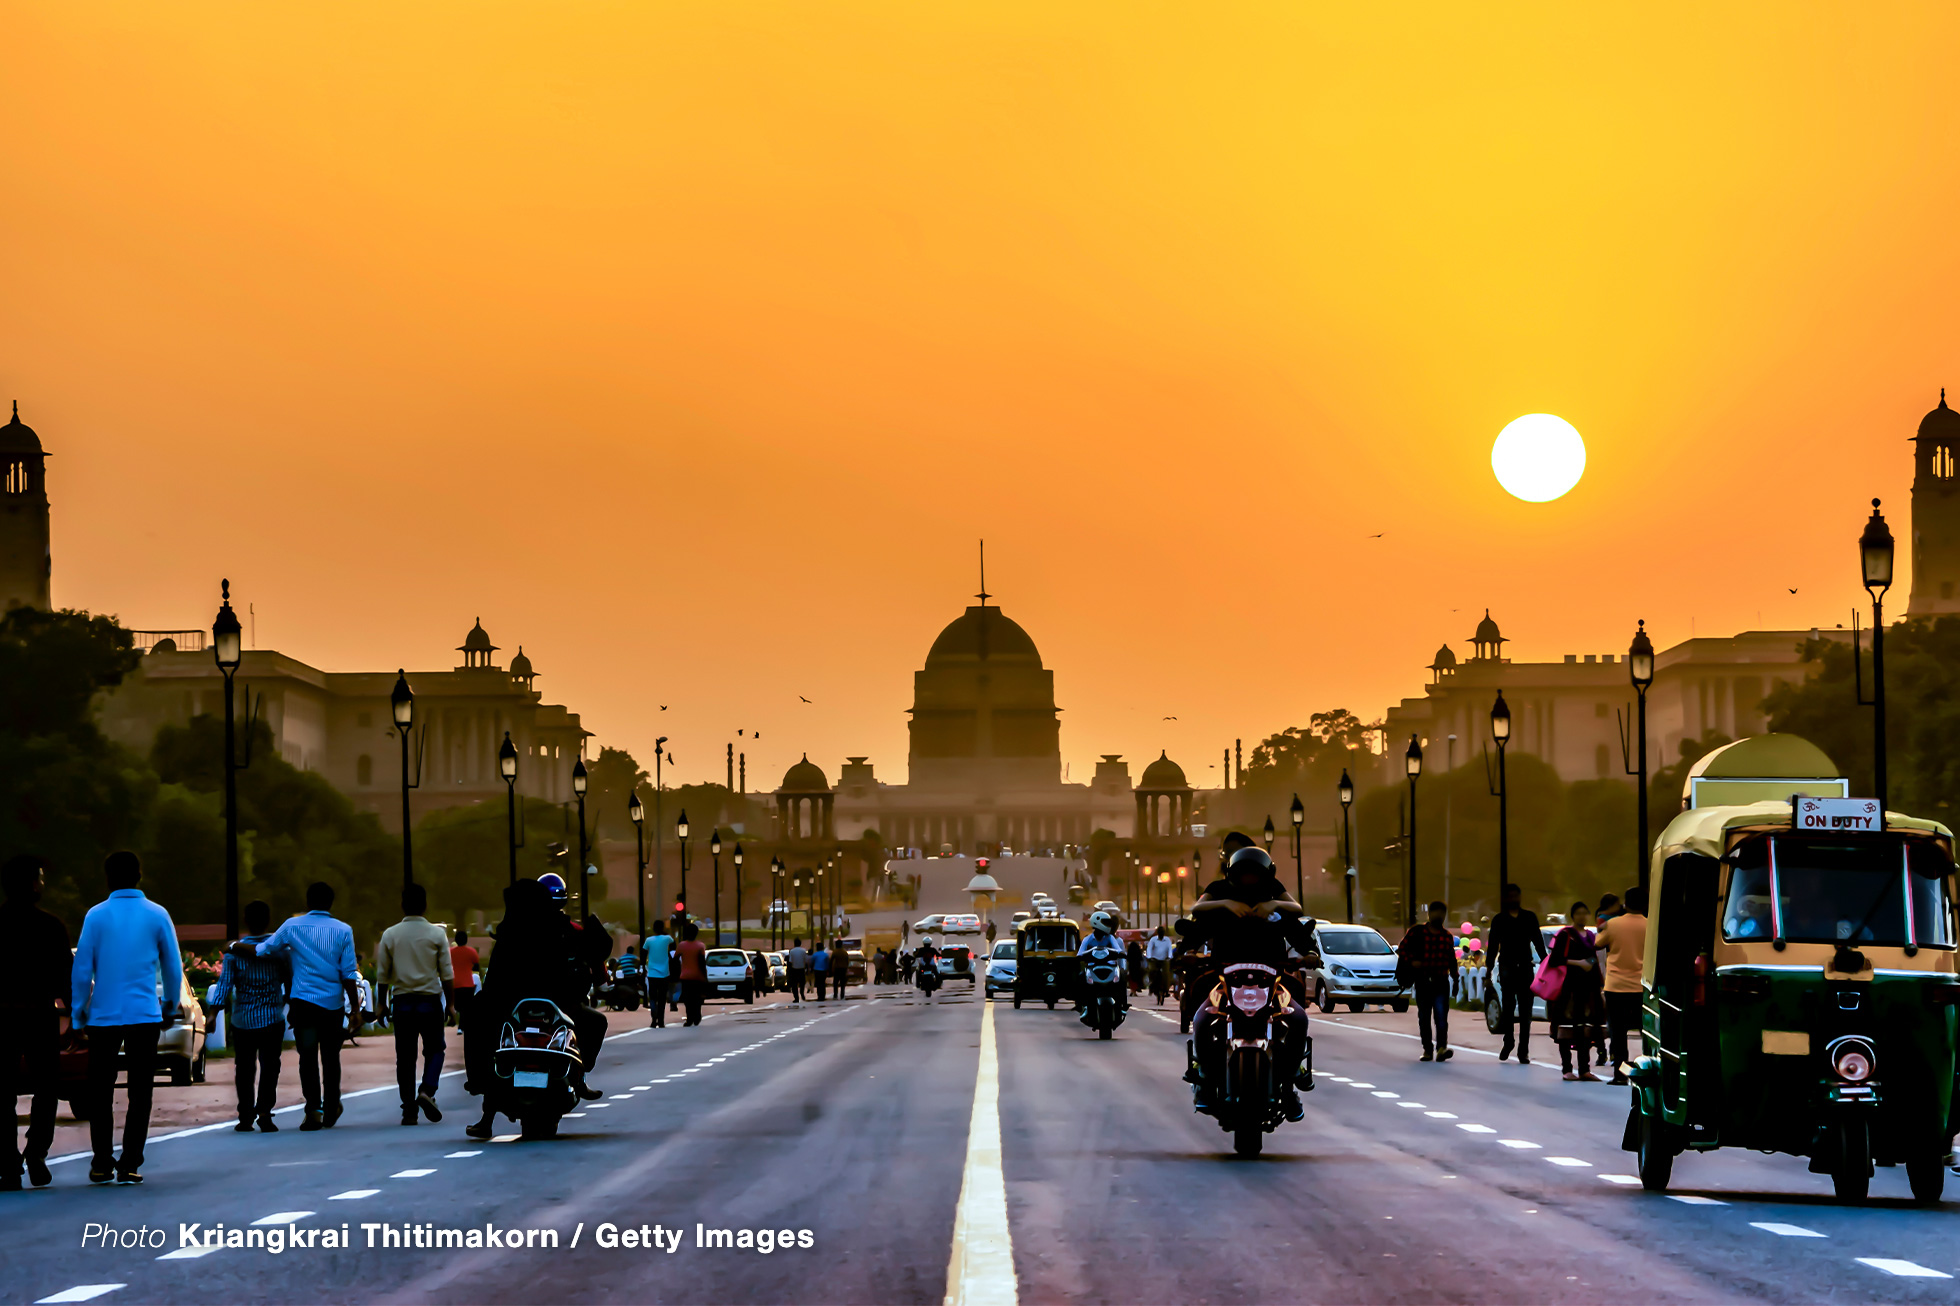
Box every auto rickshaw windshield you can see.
[1722,833,1955,948]
[1023,923,1075,952]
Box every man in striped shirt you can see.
[210,899,290,1133]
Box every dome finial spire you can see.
[975,539,989,607]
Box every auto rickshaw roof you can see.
[1656,800,1955,861]
[1015,916,1080,933]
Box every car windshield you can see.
[1318,929,1393,955]
[992,942,1016,958]
[705,950,748,966]
[1724,834,1954,947]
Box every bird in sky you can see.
[659,705,668,711]
[1367,532,1384,539]
[1788,588,1799,594]
[799,696,812,704]
[1163,716,1177,720]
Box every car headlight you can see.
[1828,1036,1875,1084]
[1330,964,1353,979]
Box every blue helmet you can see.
[538,872,569,903]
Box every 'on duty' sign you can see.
[1795,796,1884,832]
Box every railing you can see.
[132,629,208,654]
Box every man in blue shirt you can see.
[643,919,675,1028]
[811,943,830,1002]
[71,851,181,1185]
[210,899,289,1133]
[237,881,358,1131]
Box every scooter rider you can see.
[1184,847,1318,1120]
[914,935,941,997]
[1078,911,1127,1023]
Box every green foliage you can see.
[584,745,649,848]
[1237,710,1374,832]
[1765,618,1960,821]
[413,795,575,928]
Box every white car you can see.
[703,948,755,1003]
[935,945,976,984]
[942,913,983,935]
[983,940,1018,998]
[913,914,946,934]
[1308,924,1409,1013]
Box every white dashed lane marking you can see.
[330,1189,380,1200]
[1751,1223,1825,1238]
[252,1211,314,1225]
[35,1289,126,1304]
[444,1151,481,1158]
[1858,1258,1952,1279]
[1497,1139,1540,1150]
[1545,1157,1591,1168]
[390,1169,437,1179]
[1457,1124,1496,1134]
[1668,1195,1727,1206]
[156,1247,219,1260]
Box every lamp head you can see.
[1291,792,1306,825]
[676,809,689,839]
[1629,620,1656,688]
[1337,771,1354,808]
[710,828,722,856]
[1405,734,1423,778]
[733,843,744,866]
[499,731,518,781]
[390,670,414,729]
[212,579,243,671]
[1861,498,1895,595]
[1490,689,1513,742]
[572,757,588,796]
[628,791,643,824]
[1262,817,1276,847]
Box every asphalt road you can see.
[8,981,1960,1305]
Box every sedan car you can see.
[704,948,755,1003]
[1308,924,1408,1013]
[913,914,947,934]
[766,952,789,989]
[983,940,1018,998]
[942,913,982,935]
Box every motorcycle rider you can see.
[1183,847,1318,1121]
[914,935,941,998]
[463,875,611,1140]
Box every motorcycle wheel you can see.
[1636,1109,1673,1193]
[1832,1119,1871,1204]
[1233,1121,1263,1158]
[1907,1153,1947,1205]
[1045,998,1056,1010]
[520,1112,561,1141]
[1098,1024,1112,1040]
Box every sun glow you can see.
[1491,414,1587,502]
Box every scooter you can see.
[488,997,582,1140]
[1080,946,1129,1039]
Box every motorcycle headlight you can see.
[1829,1036,1875,1084]
[548,1026,573,1051]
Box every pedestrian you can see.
[751,948,770,995]
[71,850,181,1184]
[375,883,454,1126]
[1,854,71,1190]
[237,881,359,1130]
[1486,882,1547,1065]
[644,919,674,1027]
[898,948,914,986]
[675,921,708,1026]
[449,929,479,1029]
[1125,935,1145,994]
[785,938,808,1002]
[1595,886,1648,1084]
[1395,900,1459,1063]
[811,940,830,1002]
[1145,926,1174,1004]
[985,918,997,947]
[209,899,289,1134]
[1547,902,1607,1081]
[1589,893,1618,1065]
[831,939,850,1001]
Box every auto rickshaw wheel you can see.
[1636,1110,1673,1193]
[1907,1153,1946,1205]
[1045,998,1057,1009]
[1831,1120,1871,1204]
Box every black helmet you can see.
[1226,846,1276,879]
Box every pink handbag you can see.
[1529,951,1566,1002]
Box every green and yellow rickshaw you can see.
[1014,917,1081,1009]
[1627,736,1960,1203]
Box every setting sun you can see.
[1491,413,1587,502]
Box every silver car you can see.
[1307,924,1409,1013]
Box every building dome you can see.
[460,619,497,654]
[1431,643,1458,669]
[781,754,829,792]
[0,402,42,455]
[1918,389,1960,443]
[924,606,1043,666]
[1139,750,1189,790]
[1470,610,1503,645]
[509,646,535,678]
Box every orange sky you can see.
[6,4,1960,792]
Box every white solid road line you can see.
[943,995,1016,1306]
[1857,1258,1953,1278]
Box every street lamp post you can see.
[1404,735,1423,925]
[733,843,745,951]
[500,732,519,886]
[676,809,691,924]
[709,829,723,945]
[1859,500,1895,814]
[1288,793,1305,905]
[1628,623,1655,892]
[572,757,590,917]
[629,791,647,958]
[1338,769,1355,924]
[1262,817,1275,856]
[391,670,417,892]
[1176,864,1187,917]
[1490,691,1512,900]
[213,581,244,940]
[792,875,802,941]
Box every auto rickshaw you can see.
[1627,738,1959,1204]
[1014,917,1081,1008]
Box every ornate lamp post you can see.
[391,670,417,891]
[792,874,803,940]
[1288,793,1305,904]
[709,829,723,944]
[770,857,784,949]
[213,581,244,939]
[1404,735,1423,925]
[1628,622,1655,891]
[1859,500,1895,814]
[1262,817,1275,855]
[572,757,590,916]
[1490,691,1512,900]
[675,809,690,923]
[1337,770,1355,923]
[1158,871,1171,928]
[500,732,520,886]
[1176,864,1188,917]
[733,842,745,950]
[629,791,647,956]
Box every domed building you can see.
[782,595,1139,852]
[1910,389,1960,616]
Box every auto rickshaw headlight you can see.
[1829,1037,1876,1084]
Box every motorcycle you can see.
[1080,945,1129,1039]
[594,970,643,1012]
[488,997,583,1140]
[917,957,943,997]
[1190,961,1309,1158]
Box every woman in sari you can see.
[1548,901,1607,1082]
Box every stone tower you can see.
[1909,390,1960,617]
[0,402,51,613]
